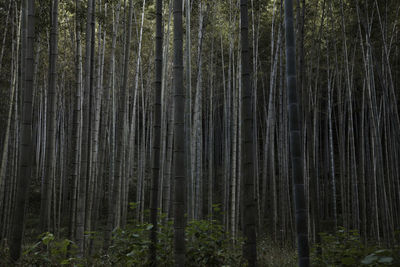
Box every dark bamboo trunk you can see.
[9,0,35,261]
[149,0,163,264]
[284,0,310,266]
[41,0,59,233]
[173,0,186,265]
[240,0,257,266]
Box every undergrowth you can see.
[2,214,398,266]
[311,227,400,266]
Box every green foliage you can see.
[91,203,242,266]
[3,225,399,266]
[312,227,367,266]
[99,214,242,266]
[186,219,243,266]
[361,250,394,265]
[107,223,153,265]
[13,232,83,266]
[312,227,400,266]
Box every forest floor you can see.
[2,209,399,266]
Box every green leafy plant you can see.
[185,219,243,267]
[99,203,242,266]
[312,227,400,266]
[361,249,394,265]
[20,232,83,266]
[108,223,153,265]
[102,205,174,266]
[104,217,242,266]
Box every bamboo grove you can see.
[0,0,399,265]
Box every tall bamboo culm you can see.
[150,0,163,265]
[173,0,186,265]
[284,0,310,266]
[240,0,257,266]
[9,0,35,261]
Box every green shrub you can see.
[311,227,400,266]
[186,219,243,266]
[107,223,154,265]
[20,232,83,266]
[104,215,243,266]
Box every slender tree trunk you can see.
[173,0,186,264]
[250,0,261,231]
[164,89,174,218]
[130,0,146,224]
[76,0,94,256]
[69,0,83,242]
[41,0,59,233]
[207,38,214,218]
[184,0,193,222]
[161,0,173,217]
[3,92,19,239]
[240,0,257,266]
[149,0,163,264]
[284,0,310,265]
[192,0,205,220]
[88,2,106,248]
[223,1,233,229]
[236,40,243,238]
[230,50,238,238]
[84,0,96,237]
[104,0,120,251]
[113,0,133,230]
[9,0,35,260]
[0,6,19,215]
[327,54,337,228]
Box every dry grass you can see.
[257,238,297,266]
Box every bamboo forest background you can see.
[0,0,399,265]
